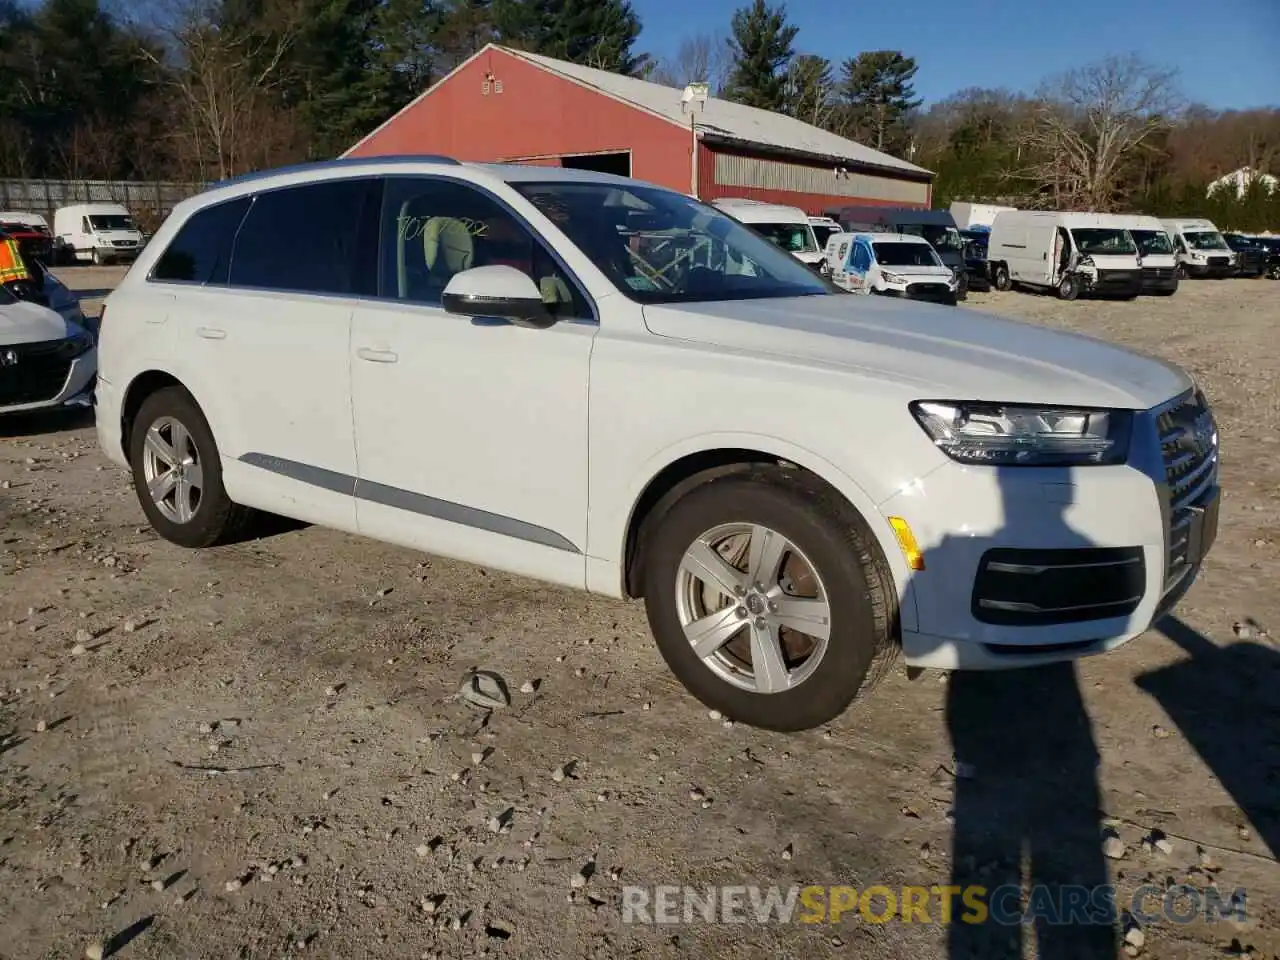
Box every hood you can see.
[0,298,78,345]
[641,293,1191,410]
[793,250,824,264]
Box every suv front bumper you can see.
[880,391,1218,669]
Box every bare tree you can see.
[649,32,731,94]
[1016,55,1181,210]
[783,54,837,130]
[134,0,305,181]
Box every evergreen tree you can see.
[839,50,921,152]
[723,0,796,112]
[494,0,645,75]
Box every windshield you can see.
[1184,230,1227,251]
[1070,228,1136,256]
[513,182,830,304]
[746,221,818,254]
[1130,229,1173,256]
[873,242,942,268]
[88,214,136,231]
[810,223,840,249]
[1223,234,1254,250]
[900,223,963,253]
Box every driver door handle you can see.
[357,347,398,364]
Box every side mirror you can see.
[441,265,555,329]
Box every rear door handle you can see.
[357,347,398,364]
[196,327,225,339]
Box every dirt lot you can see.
[1,268,1277,960]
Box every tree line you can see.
[2,0,1277,230]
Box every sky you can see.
[638,0,1280,111]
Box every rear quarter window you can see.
[151,197,251,284]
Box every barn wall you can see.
[698,144,929,214]
[347,48,691,191]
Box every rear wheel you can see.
[641,468,898,732]
[992,264,1011,291]
[129,387,255,548]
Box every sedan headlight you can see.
[910,401,1133,466]
[55,331,94,360]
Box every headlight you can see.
[909,401,1133,466]
[881,271,907,284]
[55,331,94,360]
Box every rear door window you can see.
[229,178,382,297]
[151,197,251,285]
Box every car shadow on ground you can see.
[1136,616,1280,858]
[934,468,1118,958]
[0,407,93,439]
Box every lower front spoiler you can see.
[901,561,1201,670]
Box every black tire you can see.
[640,467,899,732]
[992,263,1011,291]
[1175,263,1187,280]
[1057,274,1080,300]
[128,386,255,548]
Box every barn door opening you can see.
[559,152,631,177]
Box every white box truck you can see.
[949,201,1016,230]
[53,202,144,265]
[1124,216,1179,295]
[987,211,1141,300]
[1160,218,1235,279]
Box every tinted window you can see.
[152,197,251,284]
[380,177,591,320]
[229,178,381,296]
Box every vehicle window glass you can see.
[229,178,380,296]
[1131,230,1173,256]
[873,242,940,267]
[152,197,251,284]
[1070,229,1136,256]
[749,222,817,254]
[89,214,136,231]
[379,177,591,320]
[514,181,828,304]
[81,217,91,233]
[1183,230,1227,251]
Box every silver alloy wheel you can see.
[141,416,203,524]
[675,522,832,694]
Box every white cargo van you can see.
[949,201,1016,230]
[710,198,824,271]
[1124,216,1179,295]
[1160,218,1235,279]
[987,211,1141,300]
[824,231,959,304]
[53,203,144,265]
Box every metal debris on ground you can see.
[457,671,511,710]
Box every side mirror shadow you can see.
[441,265,555,329]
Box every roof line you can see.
[498,46,691,133]
[342,45,501,157]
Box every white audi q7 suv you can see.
[93,157,1220,731]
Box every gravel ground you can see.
[1,267,1277,960]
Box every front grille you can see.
[1141,266,1174,280]
[111,240,137,248]
[1097,270,1137,286]
[0,339,73,406]
[1208,256,1230,268]
[906,282,952,299]
[1157,391,1218,588]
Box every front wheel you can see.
[1057,274,1081,300]
[129,386,255,548]
[640,468,898,732]
[992,264,1011,291]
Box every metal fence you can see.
[0,178,209,232]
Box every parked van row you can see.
[0,203,146,267]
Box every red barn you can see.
[344,44,933,214]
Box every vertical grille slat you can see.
[1156,391,1218,591]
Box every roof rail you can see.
[210,154,461,190]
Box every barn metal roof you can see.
[503,48,932,180]
[345,44,932,181]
